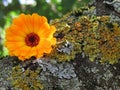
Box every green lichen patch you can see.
[11,65,43,90]
[50,9,120,64]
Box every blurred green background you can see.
[0,0,91,57]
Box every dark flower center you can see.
[25,33,40,47]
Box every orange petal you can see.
[5,13,56,61]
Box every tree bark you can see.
[95,0,120,17]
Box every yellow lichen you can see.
[11,65,43,90]
[50,9,120,64]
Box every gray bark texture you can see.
[95,0,120,19]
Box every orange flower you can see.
[5,13,56,61]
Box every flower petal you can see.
[5,13,56,61]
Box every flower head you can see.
[5,13,56,61]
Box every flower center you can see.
[25,33,40,47]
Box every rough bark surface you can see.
[95,0,113,15]
[95,0,120,17]
[0,55,120,90]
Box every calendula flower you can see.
[5,13,56,61]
